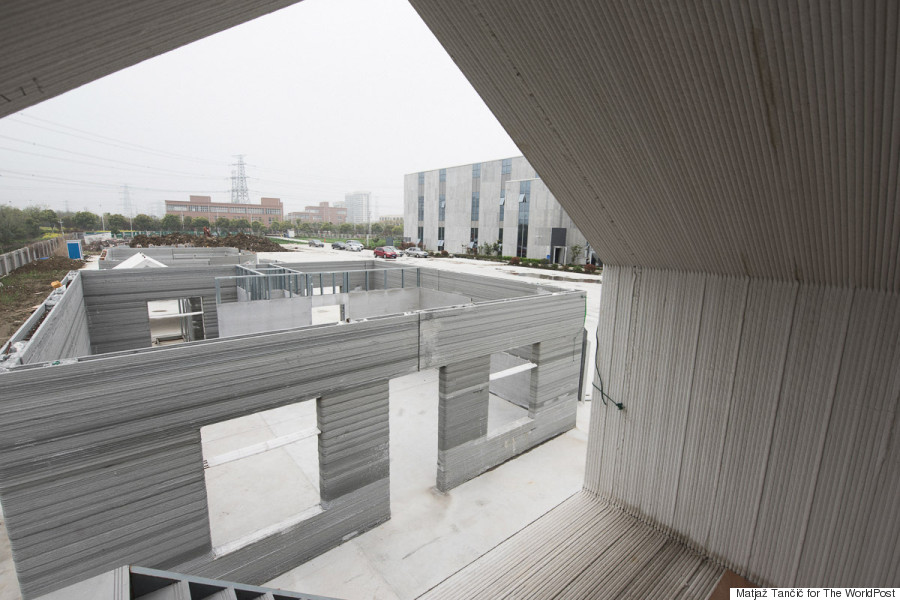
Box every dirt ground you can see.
[0,256,85,346]
[130,233,288,252]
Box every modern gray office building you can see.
[404,157,590,263]
[344,191,372,224]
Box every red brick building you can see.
[286,202,347,224]
[165,195,283,226]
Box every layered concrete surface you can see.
[409,0,900,588]
[0,373,591,600]
[0,252,590,599]
[264,372,591,600]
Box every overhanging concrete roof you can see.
[0,0,302,119]
[408,0,900,293]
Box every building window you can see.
[439,196,446,222]
[418,172,425,185]
[437,226,445,248]
[472,163,481,178]
[439,168,446,183]
[498,228,504,244]
[517,180,530,257]
[418,196,425,221]
[471,192,479,221]
[148,297,205,346]
[501,158,512,175]
[470,227,478,243]
[417,226,424,245]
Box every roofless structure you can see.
[0,0,898,597]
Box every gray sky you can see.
[0,0,520,219]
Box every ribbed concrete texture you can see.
[409,0,900,589]
[436,333,582,492]
[81,267,237,353]
[318,381,390,503]
[0,262,585,598]
[438,358,490,452]
[587,266,900,587]
[409,0,900,293]
[419,491,723,600]
[0,314,418,598]
[99,247,254,269]
[0,0,301,119]
[2,272,91,366]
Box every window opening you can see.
[201,399,321,549]
[148,297,205,346]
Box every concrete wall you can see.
[0,236,68,277]
[217,295,313,337]
[5,273,92,365]
[218,287,473,337]
[586,266,900,587]
[100,247,254,269]
[436,333,582,491]
[0,315,417,598]
[403,173,419,243]
[419,287,472,309]
[419,267,547,301]
[345,288,419,320]
[0,272,586,598]
[81,267,237,354]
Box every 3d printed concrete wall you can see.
[0,262,584,598]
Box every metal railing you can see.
[215,266,421,304]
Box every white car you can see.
[345,240,364,252]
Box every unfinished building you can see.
[1,0,898,598]
[0,260,585,598]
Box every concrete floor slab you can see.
[487,394,528,432]
[202,413,276,458]
[264,371,591,600]
[204,445,321,548]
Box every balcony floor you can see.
[418,492,724,600]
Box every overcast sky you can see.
[0,0,520,219]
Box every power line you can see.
[11,113,228,166]
[0,169,229,193]
[0,141,228,180]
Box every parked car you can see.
[332,241,346,250]
[345,240,363,252]
[404,247,428,258]
[374,246,399,259]
[308,239,324,247]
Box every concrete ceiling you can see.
[408,0,900,293]
[0,0,302,119]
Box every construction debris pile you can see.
[129,233,288,252]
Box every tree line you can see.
[0,205,404,251]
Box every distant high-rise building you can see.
[344,192,372,224]
[287,202,347,224]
